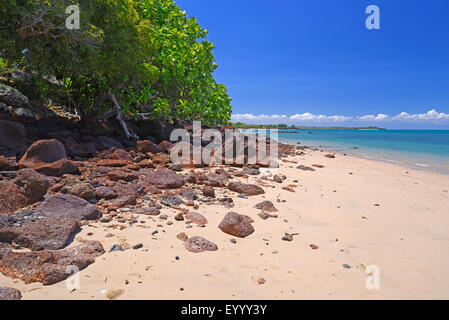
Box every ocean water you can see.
[244,129,449,174]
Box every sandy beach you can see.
[1,146,448,300]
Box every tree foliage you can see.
[0,0,232,125]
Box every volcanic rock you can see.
[145,169,185,189]
[184,212,208,226]
[0,169,49,214]
[0,211,80,250]
[202,186,215,197]
[0,119,26,154]
[160,194,183,207]
[0,287,22,300]
[137,140,163,154]
[0,241,104,285]
[95,186,117,200]
[218,212,255,238]
[228,182,264,196]
[184,236,218,253]
[37,193,101,221]
[254,200,278,213]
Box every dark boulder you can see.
[228,182,265,196]
[0,241,104,285]
[137,140,163,154]
[218,212,255,238]
[0,119,26,154]
[0,169,49,215]
[0,84,30,109]
[145,169,185,189]
[0,212,80,251]
[37,193,101,221]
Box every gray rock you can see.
[109,244,124,253]
[160,194,183,207]
[0,84,30,108]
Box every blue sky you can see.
[176,0,449,129]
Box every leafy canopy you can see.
[0,0,232,124]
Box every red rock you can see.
[184,172,200,184]
[324,154,335,159]
[95,186,117,199]
[112,182,139,199]
[254,200,278,212]
[137,159,154,168]
[228,182,265,196]
[137,140,163,154]
[111,149,133,162]
[185,212,208,226]
[202,186,215,197]
[273,175,283,183]
[0,241,104,285]
[19,139,66,166]
[152,153,171,164]
[145,169,185,189]
[0,287,22,300]
[175,212,184,221]
[38,193,101,221]
[218,212,255,238]
[204,173,230,187]
[107,170,138,182]
[107,195,137,211]
[14,169,49,203]
[184,236,218,253]
[0,213,80,251]
[0,182,28,214]
[60,180,95,200]
[147,185,162,194]
[282,186,295,193]
[0,169,49,214]
[97,159,128,167]
[0,156,18,171]
[158,141,173,153]
[34,158,79,177]
[18,139,78,177]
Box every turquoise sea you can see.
[244,129,449,174]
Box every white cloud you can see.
[231,109,449,125]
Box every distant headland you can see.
[230,122,385,130]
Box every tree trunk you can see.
[109,92,138,140]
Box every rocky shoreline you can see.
[0,83,307,299]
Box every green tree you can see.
[0,0,232,137]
